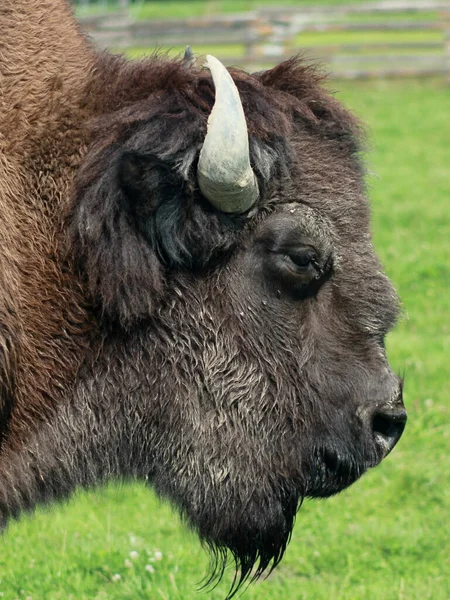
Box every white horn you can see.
[197,55,259,214]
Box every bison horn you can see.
[183,46,195,67]
[197,55,259,214]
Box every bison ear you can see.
[118,151,147,193]
[118,151,181,222]
[69,149,166,328]
[118,151,164,198]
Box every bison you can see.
[0,0,406,596]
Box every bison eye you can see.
[254,212,332,297]
[279,246,323,287]
[285,247,319,272]
[262,244,329,297]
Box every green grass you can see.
[0,77,449,598]
[75,1,442,21]
[294,30,443,47]
[76,0,371,20]
[127,0,378,19]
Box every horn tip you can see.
[204,54,219,69]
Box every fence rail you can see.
[77,1,450,79]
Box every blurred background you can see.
[1,1,449,599]
[71,0,450,78]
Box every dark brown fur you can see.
[0,2,405,596]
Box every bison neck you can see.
[0,334,158,528]
[0,0,95,149]
[0,1,98,444]
[0,397,121,528]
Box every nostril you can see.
[373,411,407,438]
[372,409,407,455]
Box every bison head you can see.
[1,55,405,596]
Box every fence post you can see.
[444,8,450,85]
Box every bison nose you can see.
[363,379,406,458]
[371,403,407,457]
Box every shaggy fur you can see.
[0,1,406,596]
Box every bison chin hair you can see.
[155,476,300,599]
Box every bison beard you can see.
[0,2,406,597]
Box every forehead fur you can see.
[87,53,363,156]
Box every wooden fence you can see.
[77,0,450,79]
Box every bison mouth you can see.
[305,404,406,499]
[305,445,379,498]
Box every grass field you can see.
[75,0,443,20]
[0,59,449,600]
[76,0,376,19]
